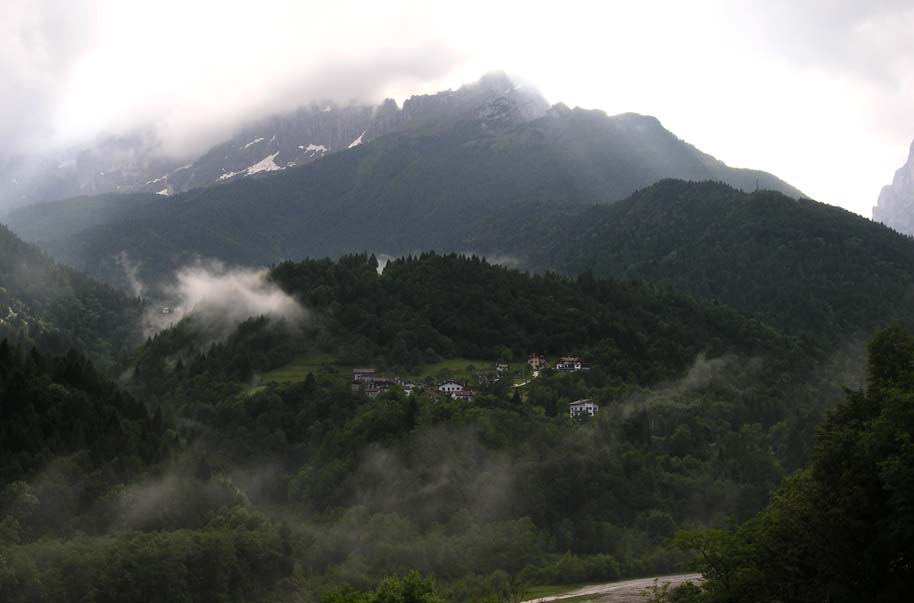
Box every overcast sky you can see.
[3,0,913,216]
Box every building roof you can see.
[569,398,595,406]
[559,357,582,363]
[352,368,376,373]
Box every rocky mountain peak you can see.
[400,72,548,131]
[873,138,914,234]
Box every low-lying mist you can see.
[141,260,306,337]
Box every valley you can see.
[1,57,912,603]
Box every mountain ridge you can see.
[5,75,802,287]
[0,72,549,208]
[1,72,798,213]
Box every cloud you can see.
[351,426,516,525]
[143,260,305,336]
[732,1,914,83]
[0,1,101,156]
[0,0,464,161]
[116,251,145,298]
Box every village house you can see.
[451,389,479,402]
[437,380,465,394]
[352,368,377,382]
[569,399,599,417]
[360,378,396,399]
[527,354,548,371]
[352,368,386,398]
[556,357,586,372]
[396,379,420,396]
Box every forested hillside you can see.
[538,180,914,341]
[134,252,801,391]
[8,170,912,357]
[0,223,142,367]
[0,343,167,485]
[0,254,845,602]
[674,326,914,602]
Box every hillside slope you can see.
[0,222,142,365]
[541,180,914,340]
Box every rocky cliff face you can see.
[0,72,549,208]
[163,72,548,193]
[873,140,914,234]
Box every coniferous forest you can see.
[2,238,907,602]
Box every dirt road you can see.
[521,573,702,603]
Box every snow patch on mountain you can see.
[241,137,265,150]
[218,152,284,182]
[348,131,365,148]
[245,152,282,175]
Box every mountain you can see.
[6,175,902,351]
[0,222,142,366]
[158,72,550,193]
[872,138,914,235]
[537,179,914,341]
[4,75,800,286]
[0,73,549,209]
